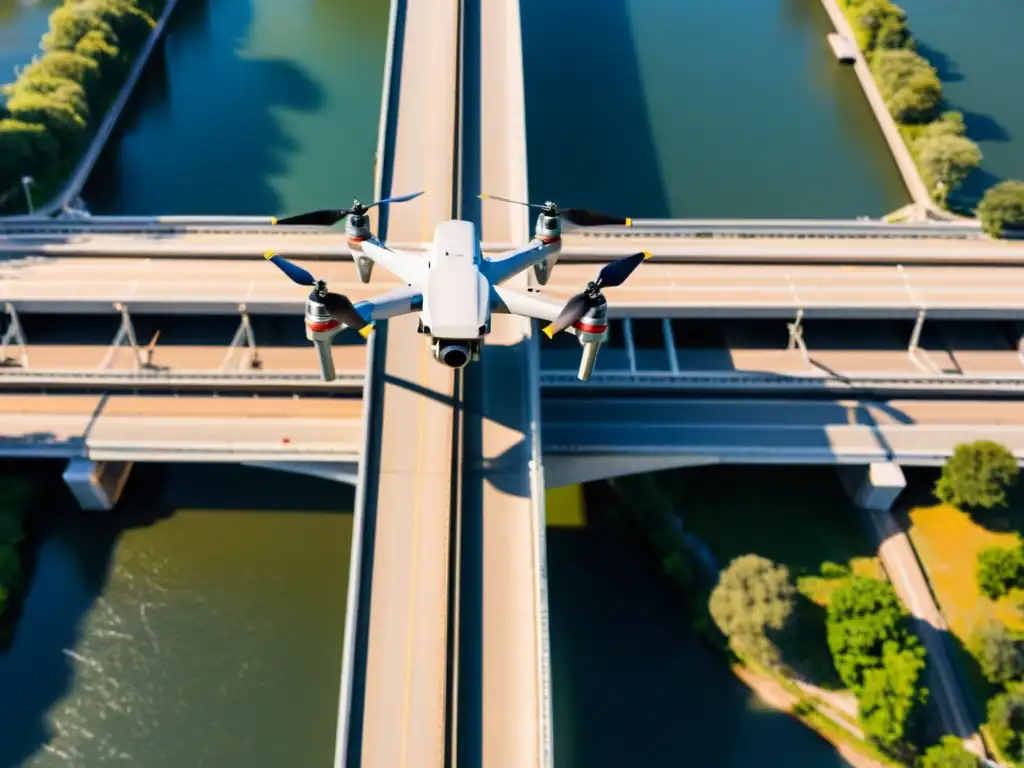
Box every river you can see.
[81,0,388,216]
[546,493,852,767]
[520,0,909,219]
[0,0,61,91]
[894,0,1023,210]
[0,461,353,768]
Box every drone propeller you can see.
[541,251,652,338]
[478,193,631,228]
[263,251,373,337]
[272,190,426,227]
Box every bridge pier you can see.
[62,458,133,511]
[838,461,907,512]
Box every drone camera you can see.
[432,338,474,370]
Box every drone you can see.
[263,191,650,382]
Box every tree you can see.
[871,49,942,124]
[708,554,796,665]
[858,643,928,755]
[91,0,156,51]
[24,50,102,100]
[5,75,90,123]
[986,685,1024,762]
[0,119,60,193]
[920,111,967,140]
[976,547,1024,601]
[854,0,909,51]
[4,89,87,153]
[826,575,918,690]
[978,180,1024,239]
[916,133,982,205]
[919,736,981,767]
[971,619,1024,683]
[935,440,1020,510]
[42,5,116,53]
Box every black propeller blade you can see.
[478,193,631,227]
[541,251,652,338]
[263,250,372,335]
[272,190,425,227]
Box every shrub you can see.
[918,735,981,767]
[978,180,1024,239]
[915,132,982,205]
[986,685,1024,762]
[976,547,1024,601]
[826,575,920,690]
[872,49,942,124]
[935,440,1019,510]
[858,643,928,755]
[708,554,797,666]
[971,619,1024,683]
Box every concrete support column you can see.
[63,458,133,511]
[838,461,907,512]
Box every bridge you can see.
[3,0,1022,763]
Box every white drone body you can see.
[266,193,649,383]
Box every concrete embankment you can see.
[816,0,954,222]
[15,0,182,220]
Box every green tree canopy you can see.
[971,619,1024,683]
[916,133,982,205]
[975,547,1024,601]
[22,50,102,99]
[826,575,918,690]
[920,111,967,140]
[91,0,156,51]
[935,440,1020,510]
[978,180,1024,239]
[858,644,928,755]
[4,75,90,122]
[42,4,116,53]
[871,49,942,124]
[918,736,981,767]
[709,554,797,665]
[853,0,910,51]
[986,685,1024,762]
[4,89,87,153]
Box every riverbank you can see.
[586,469,902,766]
[0,0,179,217]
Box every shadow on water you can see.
[83,0,324,216]
[0,460,353,768]
[547,482,852,767]
[519,0,670,218]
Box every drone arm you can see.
[354,284,422,324]
[480,240,552,286]
[360,240,429,284]
[491,286,576,334]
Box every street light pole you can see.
[20,176,35,214]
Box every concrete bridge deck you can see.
[540,397,1024,488]
[0,394,363,464]
[5,258,1024,318]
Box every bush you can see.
[851,0,910,51]
[708,554,797,666]
[978,180,1024,239]
[918,735,981,767]
[976,547,1024,601]
[826,575,919,690]
[820,561,851,579]
[971,619,1024,683]
[871,49,942,124]
[915,132,982,205]
[986,685,1024,761]
[858,643,928,755]
[935,440,1020,511]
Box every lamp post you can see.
[20,176,35,214]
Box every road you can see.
[540,398,1024,475]
[5,230,1024,262]
[0,393,363,463]
[9,257,1024,318]
[460,0,550,764]
[354,0,461,766]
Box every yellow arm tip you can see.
[541,325,555,339]
[358,324,374,339]
[263,250,276,260]
[478,193,489,199]
[625,217,632,227]
[270,217,277,225]
[642,250,653,260]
